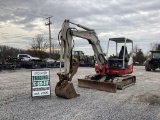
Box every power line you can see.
[0,6,54,38]
[0,31,57,40]
[0,5,52,19]
[0,32,32,38]
[0,32,48,40]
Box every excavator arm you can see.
[59,19,106,75]
[55,19,107,99]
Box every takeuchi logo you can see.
[34,71,48,75]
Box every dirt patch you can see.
[129,93,160,106]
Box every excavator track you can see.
[78,75,136,93]
[113,75,136,90]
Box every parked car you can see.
[24,59,45,69]
[17,54,40,62]
[55,59,64,67]
[43,58,64,68]
[43,58,56,63]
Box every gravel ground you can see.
[0,66,160,120]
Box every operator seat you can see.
[119,46,129,62]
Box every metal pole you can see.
[123,38,127,69]
[46,16,52,58]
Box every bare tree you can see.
[133,44,139,53]
[53,41,60,54]
[29,35,61,59]
[31,34,48,51]
[150,42,160,51]
[133,44,146,65]
[30,34,48,58]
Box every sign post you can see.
[31,69,51,98]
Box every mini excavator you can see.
[55,19,136,99]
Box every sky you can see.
[0,0,160,55]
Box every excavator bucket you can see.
[78,79,117,93]
[55,64,80,99]
[55,80,80,99]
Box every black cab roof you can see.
[109,37,133,43]
[150,50,160,53]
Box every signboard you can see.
[31,69,51,97]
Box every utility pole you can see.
[45,16,52,58]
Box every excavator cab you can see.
[106,37,133,75]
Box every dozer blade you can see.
[78,79,117,93]
[78,75,136,93]
[55,80,80,99]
